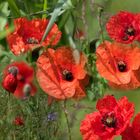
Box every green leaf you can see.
[41,0,74,42]
[58,11,70,29]
[0,24,14,40]
[87,89,95,101]
[7,0,21,17]
[0,2,10,31]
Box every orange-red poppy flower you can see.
[36,46,88,99]
[7,18,61,55]
[2,62,36,99]
[96,41,140,89]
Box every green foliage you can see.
[0,2,10,31]
[41,0,74,42]
[7,0,21,17]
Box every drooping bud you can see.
[23,84,31,97]
[2,74,18,93]
[8,66,18,76]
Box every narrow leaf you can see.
[7,0,21,17]
[0,25,14,40]
[41,0,73,42]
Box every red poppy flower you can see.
[2,62,36,99]
[7,18,61,55]
[122,113,140,140]
[13,116,24,126]
[36,46,88,99]
[132,113,140,140]
[121,125,135,140]
[80,95,134,140]
[106,11,140,44]
[134,14,140,42]
[96,41,140,89]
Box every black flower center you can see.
[62,69,74,81]
[126,27,135,36]
[102,113,116,128]
[26,37,39,44]
[117,61,127,72]
[123,27,135,41]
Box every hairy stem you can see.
[63,100,71,140]
[82,0,88,39]
[97,7,104,42]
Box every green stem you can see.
[42,0,47,18]
[64,25,81,64]
[7,10,49,19]
[27,50,32,63]
[64,25,76,49]
[63,101,71,140]
[7,92,11,126]
[98,8,104,42]
[82,0,88,39]
[58,11,70,29]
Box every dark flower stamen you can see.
[62,69,74,81]
[102,113,116,128]
[126,27,135,36]
[26,37,39,44]
[117,61,127,72]
[8,66,18,76]
[123,27,135,41]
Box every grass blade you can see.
[41,0,73,42]
[7,0,21,17]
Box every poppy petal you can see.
[96,95,117,113]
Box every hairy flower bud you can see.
[8,66,18,76]
[2,74,18,93]
[23,83,31,97]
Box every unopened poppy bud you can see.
[23,84,31,97]
[8,66,18,76]
[2,74,18,93]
